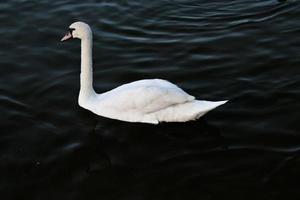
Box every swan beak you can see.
[61,31,73,42]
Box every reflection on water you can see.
[0,0,300,199]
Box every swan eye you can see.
[68,28,75,33]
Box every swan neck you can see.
[80,34,95,98]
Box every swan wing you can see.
[99,79,195,113]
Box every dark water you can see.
[1,0,300,199]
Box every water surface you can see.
[0,0,300,199]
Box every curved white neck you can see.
[79,34,96,103]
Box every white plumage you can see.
[61,22,228,124]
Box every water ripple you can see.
[1,0,300,199]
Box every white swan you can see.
[61,22,228,124]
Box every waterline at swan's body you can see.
[61,22,228,124]
[79,79,228,124]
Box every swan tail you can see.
[154,100,228,123]
[192,100,228,119]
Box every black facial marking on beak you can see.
[68,28,75,37]
[61,28,75,42]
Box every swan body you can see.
[61,22,228,124]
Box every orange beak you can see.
[61,31,73,42]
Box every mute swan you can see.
[61,22,228,124]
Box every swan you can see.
[60,22,228,124]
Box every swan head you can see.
[61,21,92,41]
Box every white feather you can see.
[62,22,228,124]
